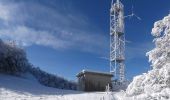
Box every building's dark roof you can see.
[76,70,113,77]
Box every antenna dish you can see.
[125,5,142,20]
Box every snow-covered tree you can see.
[126,14,170,100]
[0,39,29,75]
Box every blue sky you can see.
[0,0,170,80]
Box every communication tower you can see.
[110,0,125,83]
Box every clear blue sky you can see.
[0,0,170,80]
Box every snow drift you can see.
[125,14,170,100]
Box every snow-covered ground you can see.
[0,74,122,100]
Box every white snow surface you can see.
[125,14,170,100]
[0,73,123,100]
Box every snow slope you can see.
[0,74,120,100]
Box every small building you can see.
[76,70,113,92]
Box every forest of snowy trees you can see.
[0,39,77,90]
[0,40,29,75]
[30,67,77,90]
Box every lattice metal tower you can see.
[110,0,125,83]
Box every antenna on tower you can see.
[125,5,142,20]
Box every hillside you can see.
[0,74,120,100]
[0,39,76,90]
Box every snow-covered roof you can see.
[76,70,113,77]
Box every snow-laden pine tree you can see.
[126,14,170,100]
